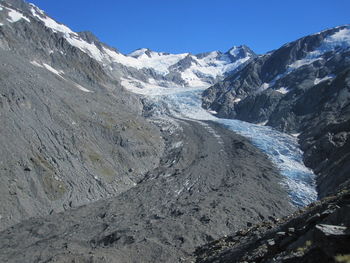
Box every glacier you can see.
[142,87,317,207]
[27,1,318,207]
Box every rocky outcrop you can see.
[192,188,350,263]
[297,70,350,198]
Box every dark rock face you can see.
[169,54,199,72]
[203,26,350,121]
[226,45,256,62]
[203,26,349,116]
[297,70,350,198]
[202,25,350,198]
[192,188,350,263]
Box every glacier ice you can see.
[144,87,317,207]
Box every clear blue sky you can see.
[29,0,349,55]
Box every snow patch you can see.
[74,83,93,93]
[314,75,335,85]
[229,46,240,57]
[257,120,268,126]
[103,47,143,68]
[106,49,190,75]
[29,3,44,15]
[175,187,184,196]
[67,37,104,61]
[32,61,64,77]
[171,141,183,149]
[261,83,270,89]
[233,98,241,103]
[7,8,30,23]
[43,63,64,76]
[208,110,218,115]
[276,87,289,94]
[31,61,92,92]
[134,51,188,75]
[30,60,43,68]
[179,53,251,88]
[31,6,76,36]
[323,27,350,50]
[288,58,320,69]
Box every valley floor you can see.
[0,118,294,263]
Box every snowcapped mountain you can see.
[203,25,350,118]
[120,46,255,95]
[1,2,255,92]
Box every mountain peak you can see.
[195,50,222,59]
[128,48,153,58]
[227,45,256,59]
[78,31,100,44]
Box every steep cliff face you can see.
[285,69,350,198]
[202,25,350,198]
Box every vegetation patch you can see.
[30,154,67,200]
